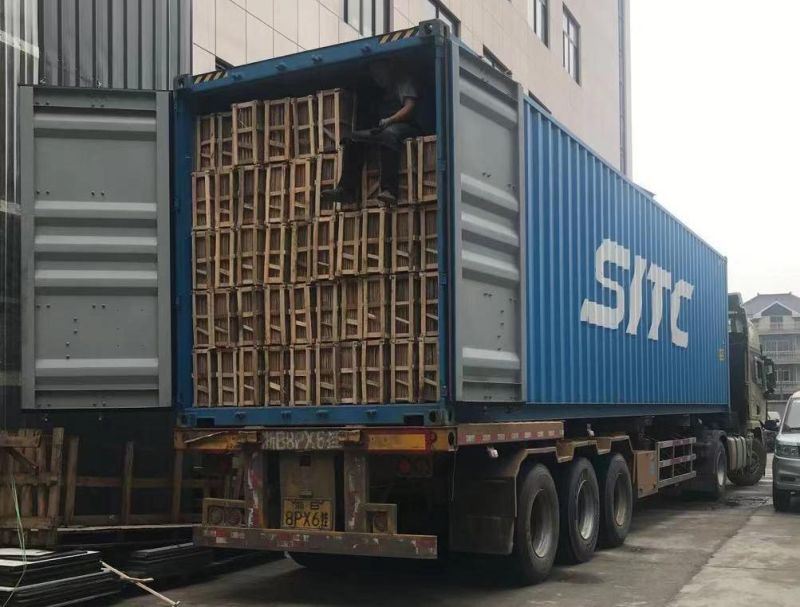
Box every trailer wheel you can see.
[556,457,600,564]
[596,454,632,549]
[512,463,559,585]
[728,437,766,487]
[705,440,728,500]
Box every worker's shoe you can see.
[320,187,354,204]
[377,189,397,206]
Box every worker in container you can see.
[321,60,419,206]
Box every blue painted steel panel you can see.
[523,100,729,408]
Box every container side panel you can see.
[20,87,172,409]
[524,101,728,407]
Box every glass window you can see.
[528,0,548,45]
[771,315,784,328]
[423,0,460,36]
[562,6,580,82]
[344,0,391,36]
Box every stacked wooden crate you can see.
[192,90,439,406]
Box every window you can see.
[562,7,580,82]
[771,315,784,328]
[482,46,511,76]
[344,0,390,36]
[422,0,460,36]
[777,368,791,383]
[527,0,548,45]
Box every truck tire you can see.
[702,440,728,500]
[773,487,792,512]
[595,454,632,549]
[728,438,766,487]
[556,457,600,564]
[512,463,560,585]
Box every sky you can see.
[629,1,800,302]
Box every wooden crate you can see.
[238,347,264,406]
[217,112,234,169]
[232,100,264,165]
[313,216,336,281]
[390,340,416,403]
[237,226,265,286]
[289,158,315,222]
[292,95,317,158]
[195,114,216,170]
[391,273,416,339]
[419,205,438,271]
[265,97,292,162]
[418,337,439,402]
[265,346,288,405]
[193,349,217,407]
[192,230,216,290]
[215,169,237,229]
[391,206,419,272]
[216,348,239,406]
[361,340,386,404]
[315,282,339,343]
[193,291,213,349]
[192,171,215,231]
[339,342,360,404]
[266,163,288,223]
[264,224,287,284]
[289,346,315,406]
[361,150,381,205]
[215,228,237,288]
[212,289,237,347]
[238,165,264,226]
[420,272,439,336]
[417,135,437,203]
[238,286,264,346]
[290,222,313,283]
[362,208,388,274]
[363,276,388,339]
[398,138,415,205]
[264,286,287,345]
[336,211,361,276]
[289,284,314,344]
[315,343,339,404]
[315,150,342,216]
[317,88,355,153]
[339,278,363,341]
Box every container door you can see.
[19,86,171,409]
[449,43,526,402]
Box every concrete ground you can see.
[118,457,800,607]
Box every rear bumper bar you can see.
[195,526,438,559]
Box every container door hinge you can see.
[441,385,448,398]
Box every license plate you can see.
[282,498,333,530]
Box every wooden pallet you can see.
[316,282,339,343]
[390,340,416,403]
[214,228,237,288]
[217,112,234,169]
[238,347,263,406]
[266,163,288,223]
[192,230,216,290]
[265,346,288,405]
[265,98,292,162]
[419,205,438,271]
[290,222,313,283]
[289,346,315,405]
[340,278,363,341]
[192,171,215,231]
[420,272,439,336]
[292,95,317,158]
[336,211,361,276]
[362,340,387,404]
[417,135,437,203]
[391,273,416,339]
[362,208,388,274]
[391,206,419,272]
[363,276,388,339]
[313,216,336,281]
[289,158,315,222]
[315,343,339,405]
[339,342,360,404]
[361,150,381,206]
[193,291,214,349]
[315,150,342,216]
[398,138,415,204]
[212,289,237,347]
[195,114,216,170]
[289,284,314,344]
[418,337,439,402]
[317,88,355,153]
[193,349,217,407]
[264,224,287,284]
[264,286,287,345]
[232,100,264,165]
[238,165,264,226]
[237,226,266,286]
[238,286,264,346]
[216,348,239,406]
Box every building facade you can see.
[744,293,800,406]
[193,0,632,175]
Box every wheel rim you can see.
[612,472,630,527]
[576,474,597,541]
[530,487,555,558]
[716,450,726,487]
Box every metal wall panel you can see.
[20,86,172,409]
[524,100,729,407]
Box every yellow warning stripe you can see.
[193,70,228,84]
[379,26,419,44]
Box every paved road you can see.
[119,457,800,607]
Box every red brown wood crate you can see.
[418,337,439,402]
[390,340,416,403]
[212,289,237,347]
[361,150,381,206]
[317,88,356,153]
[264,224,287,284]
[193,291,213,349]
[315,150,342,216]
[315,343,339,404]
[391,206,419,272]
[290,222,313,283]
[216,348,239,406]
[361,340,387,404]
[193,349,217,407]
[214,228,237,288]
[313,216,336,281]
[420,272,439,336]
[419,205,438,271]
[339,342,360,404]
[264,286,287,345]
[289,346,315,405]
[238,165,264,226]
[195,114,216,170]
[232,100,264,165]
[289,284,314,344]
[265,346,288,405]
[265,98,292,162]
[363,276,388,339]
[417,135,437,203]
[289,158,315,222]
[192,171,215,231]
[398,138,415,204]
[238,286,264,346]
[292,95,317,158]
[238,347,264,406]
[340,278,363,341]
[192,230,216,290]
[266,163,288,223]
[237,226,265,286]
[316,282,339,343]
[216,112,234,169]
[362,208,388,274]
[215,169,237,229]
[336,211,361,276]
[391,273,416,339]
